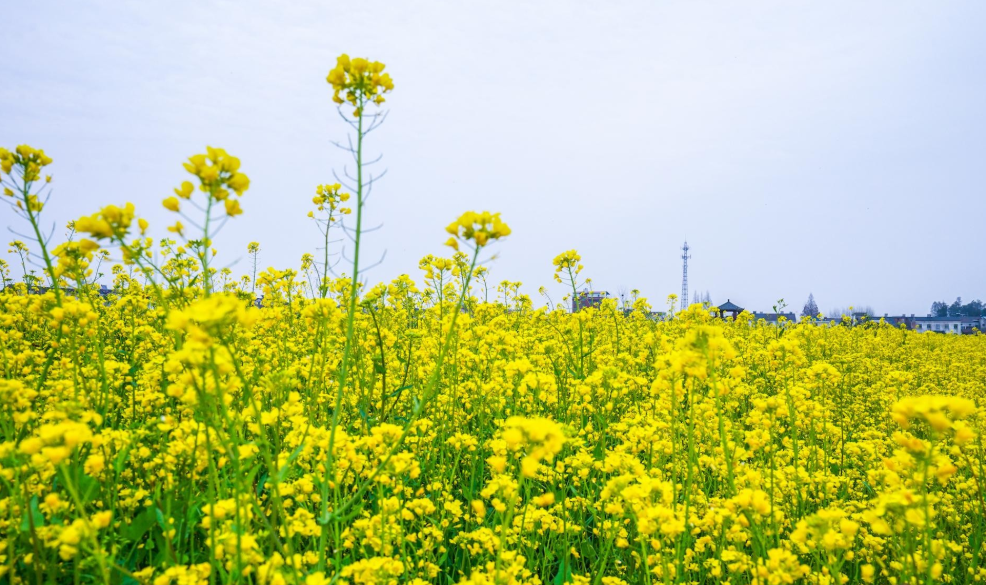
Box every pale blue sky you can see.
[3,1,984,314]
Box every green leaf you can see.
[125,507,157,542]
[552,556,573,585]
[78,473,100,503]
[256,471,269,496]
[274,442,306,484]
[113,444,133,474]
[20,495,44,533]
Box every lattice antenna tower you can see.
[680,241,691,310]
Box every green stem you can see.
[320,95,366,570]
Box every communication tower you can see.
[681,241,691,311]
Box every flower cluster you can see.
[499,416,566,478]
[445,211,512,250]
[74,202,141,240]
[51,239,101,280]
[326,54,394,117]
[164,147,250,219]
[890,395,977,433]
[552,249,583,283]
[0,144,53,181]
[310,183,351,218]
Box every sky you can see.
[2,1,984,316]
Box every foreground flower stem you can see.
[321,92,366,570]
[20,190,60,304]
[12,167,66,396]
[333,246,479,512]
[200,190,214,295]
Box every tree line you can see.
[930,297,984,317]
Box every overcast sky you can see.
[3,1,984,315]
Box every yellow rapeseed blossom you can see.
[445,211,511,249]
[175,147,250,220]
[891,395,977,432]
[500,416,566,478]
[74,202,138,240]
[0,144,53,181]
[552,249,583,284]
[326,54,394,116]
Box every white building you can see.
[911,316,983,334]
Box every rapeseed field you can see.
[1,55,984,585]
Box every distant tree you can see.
[826,305,875,320]
[692,290,712,306]
[938,297,984,317]
[965,299,984,317]
[949,297,963,317]
[801,293,819,318]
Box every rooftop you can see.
[752,312,797,322]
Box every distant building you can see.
[960,317,985,334]
[717,299,743,319]
[573,290,611,312]
[23,284,114,298]
[880,314,916,329]
[751,311,797,324]
[841,314,984,334]
[911,315,983,334]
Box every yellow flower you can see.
[305,572,330,585]
[445,211,511,249]
[174,180,195,199]
[163,197,180,212]
[226,172,250,195]
[74,203,137,240]
[224,198,243,217]
[499,416,565,478]
[891,395,977,433]
[553,250,582,274]
[92,511,112,528]
[179,148,250,203]
[326,53,394,117]
[487,455,507,474]
[0,144,53,180]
